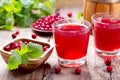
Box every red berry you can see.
[107,66,112,73]
[32,33,37,39]
[75,67,81,75]
[10,42,19,49]
[43,45,49,51]
[12,33,17,39]
[104,57,111,66]
[4,46,11,51]
[67,11,72,17]
[15,31,20,35]
[54,66,61,74]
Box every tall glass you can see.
[52,19,90,67]
[92,12,120,57]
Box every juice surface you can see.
[54,24,90,60]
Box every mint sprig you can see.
[0,0,55,30]
[8,43,43,70]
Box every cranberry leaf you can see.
[8,49,22,70]
[26,43,43,59]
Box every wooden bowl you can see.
[0,38,53,71]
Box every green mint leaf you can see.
[21,54,29,65]
[19,43,28,54]
[3,1,13,12]
[77,12,82,19]
[0,3,4,13]
[13,1,22,13]
[20,0,34,8]
[49,0,55,6]
[8,50,22,70]
[27,43,43,59]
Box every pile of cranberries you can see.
[4,40,49,52]
[32,13,64,32]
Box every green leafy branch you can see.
[8,43,43,70]
[0,0,55,30]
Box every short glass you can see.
[52,19,90,67]
[91,12,120,57]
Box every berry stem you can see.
[110,72,112,80]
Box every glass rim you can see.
[52,18,91,32]
[91,12,120,25]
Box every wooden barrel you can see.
[84,0,120,23]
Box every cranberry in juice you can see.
[53,24,90,60]
[92,18,120,51]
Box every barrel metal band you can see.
[88,0,120,3]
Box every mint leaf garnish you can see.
[21,54,28,65]
[20,43,28,54]
[7,43,43,70]
[8,50,22,70]
[77,12,82,19]
[27,43,43,59]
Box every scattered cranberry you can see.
[75,67,81,75]
[54,66,61,74]
[104,57,111,66]
[67,11,72,17]
[12,33,17,39]
[15,31,20,35]
[32,33,37,39]
[11,31,20,39]
[107,66,112,73]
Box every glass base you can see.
[96,48,120,58]
[58,57,86,67]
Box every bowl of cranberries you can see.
[0,38,53,71]
[31,13,64,33]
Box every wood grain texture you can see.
[84,0,96,22]
[96,3,110,12]
[110,3,120,13]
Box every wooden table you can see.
[1,7,120,80]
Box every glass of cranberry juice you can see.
[52,19,90,67]
[92,12,120,57]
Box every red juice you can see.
[53,24,90,60]
[92,18,120,51]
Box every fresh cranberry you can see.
[12,33,17,39]
[23,41,29,45]
[4,46,11,51]
[104,57,111,66]
[75,67,81,75]
[10,42,19,49]
[32,33,37,39]
[55,12,60,16]
[54,66,61,74]
[107,66,112,73]
[43,45,49,51]
[67,11,72,17]
[15,31,20,35]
